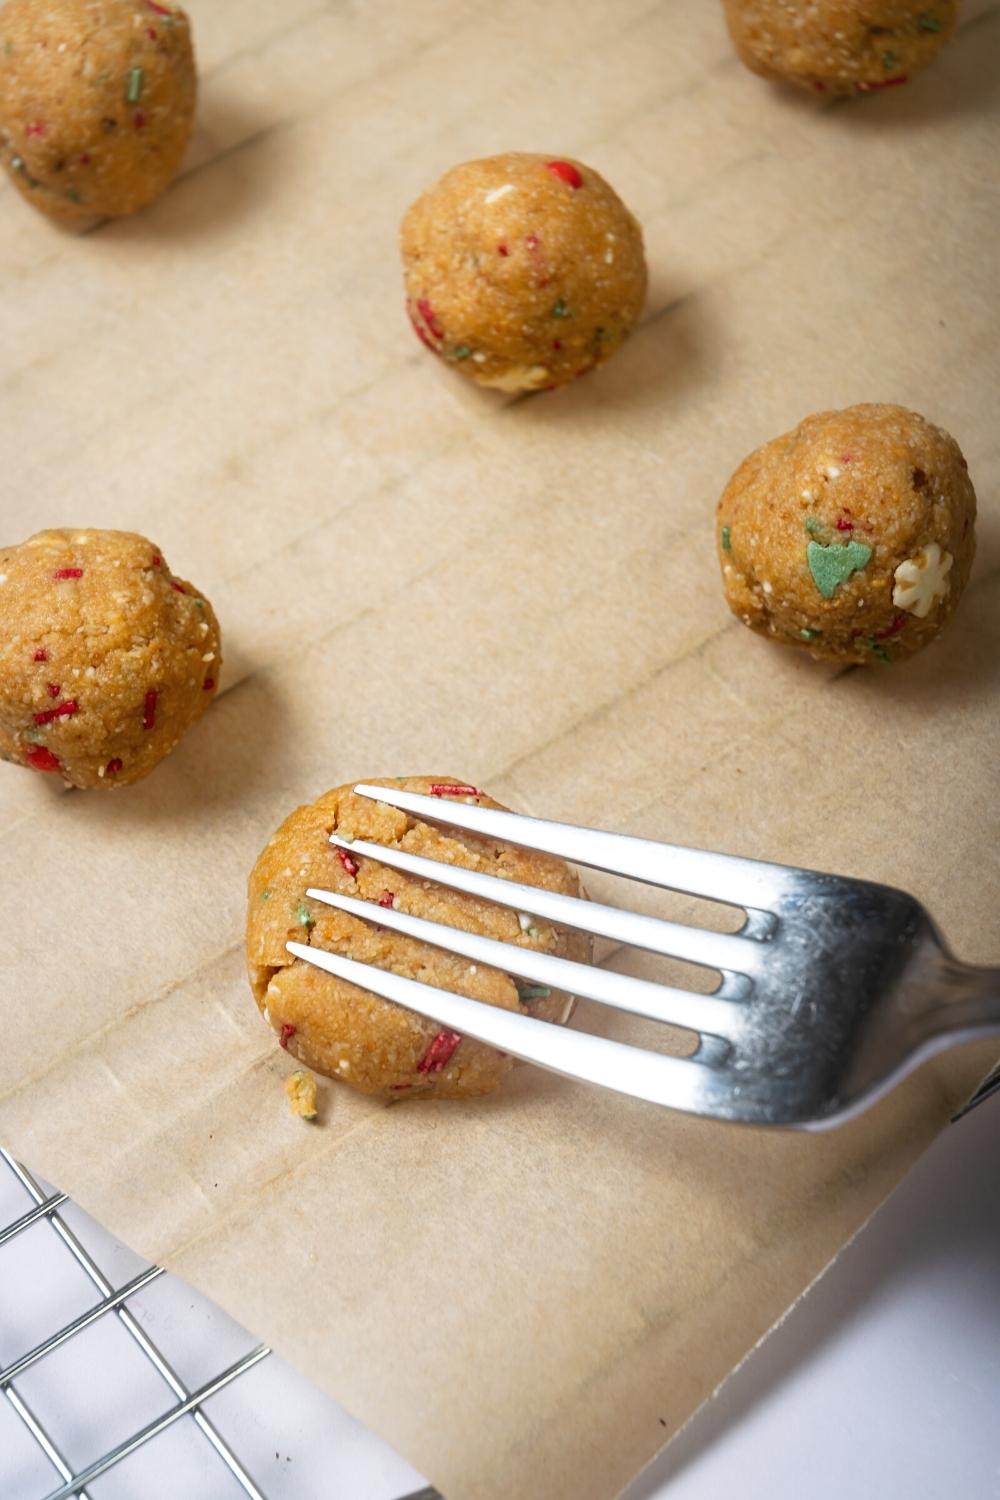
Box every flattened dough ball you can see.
[721,1,956,96]
[716,404,975,665]
[0,0,196,222]
[0,528,221,787]
[401,152,647,393]
[247,778,591,1101]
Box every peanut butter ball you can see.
[716,404,975,664]
[247,778,590,1101]
[0,0,196,222]
[401,152,647,393]
[722,1,956,96]
[0,528,220,787]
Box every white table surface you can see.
[2,1093,997,1500]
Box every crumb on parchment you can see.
[286,1070,318,1120]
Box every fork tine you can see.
[286,941,720,1115]
[352,784,795,909]
[329,835,760,984]
[305,887,746,1040]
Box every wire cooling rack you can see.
[0,1147,442,1500]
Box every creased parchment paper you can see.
[1,2,998,1497]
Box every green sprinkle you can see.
[194,598,205,607]
[452,345,472,360]
[25,726,42,743]
[869,639,892,664]
[882,50,898,70]
[806,540,873,599]
[517,984,552,1001]
[295,901,314,928]
[527,925,539,938]
[551,299,571,319]
[10,155,25,173]
[804,516,823,537]
[799,627,822,640]
[65,187,83,205]
[721,526,732,551]
[918,13,942,32]
[260,889,272,902]
[127,67,144,104]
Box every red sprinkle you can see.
[202,677,215,692]
[170,580,187,594]
[151,554,162,566]
[840,454,855,464]
[408,309,439,354]
[416,297,444,341]
[33,699,78,725]
[389,1082,413,1091]
[417,1029,462,1074]
[429,782,481,798]
[27,746,61,773]
[857,75,909,91]
[876,615,907,640]
[133,110,147,129]
[79,153,91,165]
[279,1023,297,1050]
[835,516,854,532]
[545,160,583,189]
[497,242,509,256]
[146,26,158,39]
[47,682,61,698]
[338,847,360,877]
[33,649,48,662]
[105,757,123,775]
[26,121,49,138]
[142,690,157,730]
[378,889,395,908]
[145,0,172,12]
[812,81,827,94]
[53,567,83,580]
[552,340,563,351]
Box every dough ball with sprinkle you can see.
[401,153,647,393]
[0,0,196,223]
[721,1,957,96]
[715,404,975,665]
[0,528,221,787]
[247,777,591,1101]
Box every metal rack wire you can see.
[0,1147,441,1500]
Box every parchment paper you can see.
[2,2,999,1497]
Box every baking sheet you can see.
[1,2,999,1497]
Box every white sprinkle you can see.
[0,575,6,585]
[762,581,773,594]
[202,651,215,662]
[262,1006,270,1026]
[518,912,533,931]
[484,183,515,204]
[472,351,487,364]
[338,1059,351,1073]
[826,465,841,479]
[468,965,477,975]
[801,489,814,502]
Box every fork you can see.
[286,785,1000,1129]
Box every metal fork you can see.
[286,785,1000,1129]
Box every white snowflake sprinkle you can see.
[893,542,953,619]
